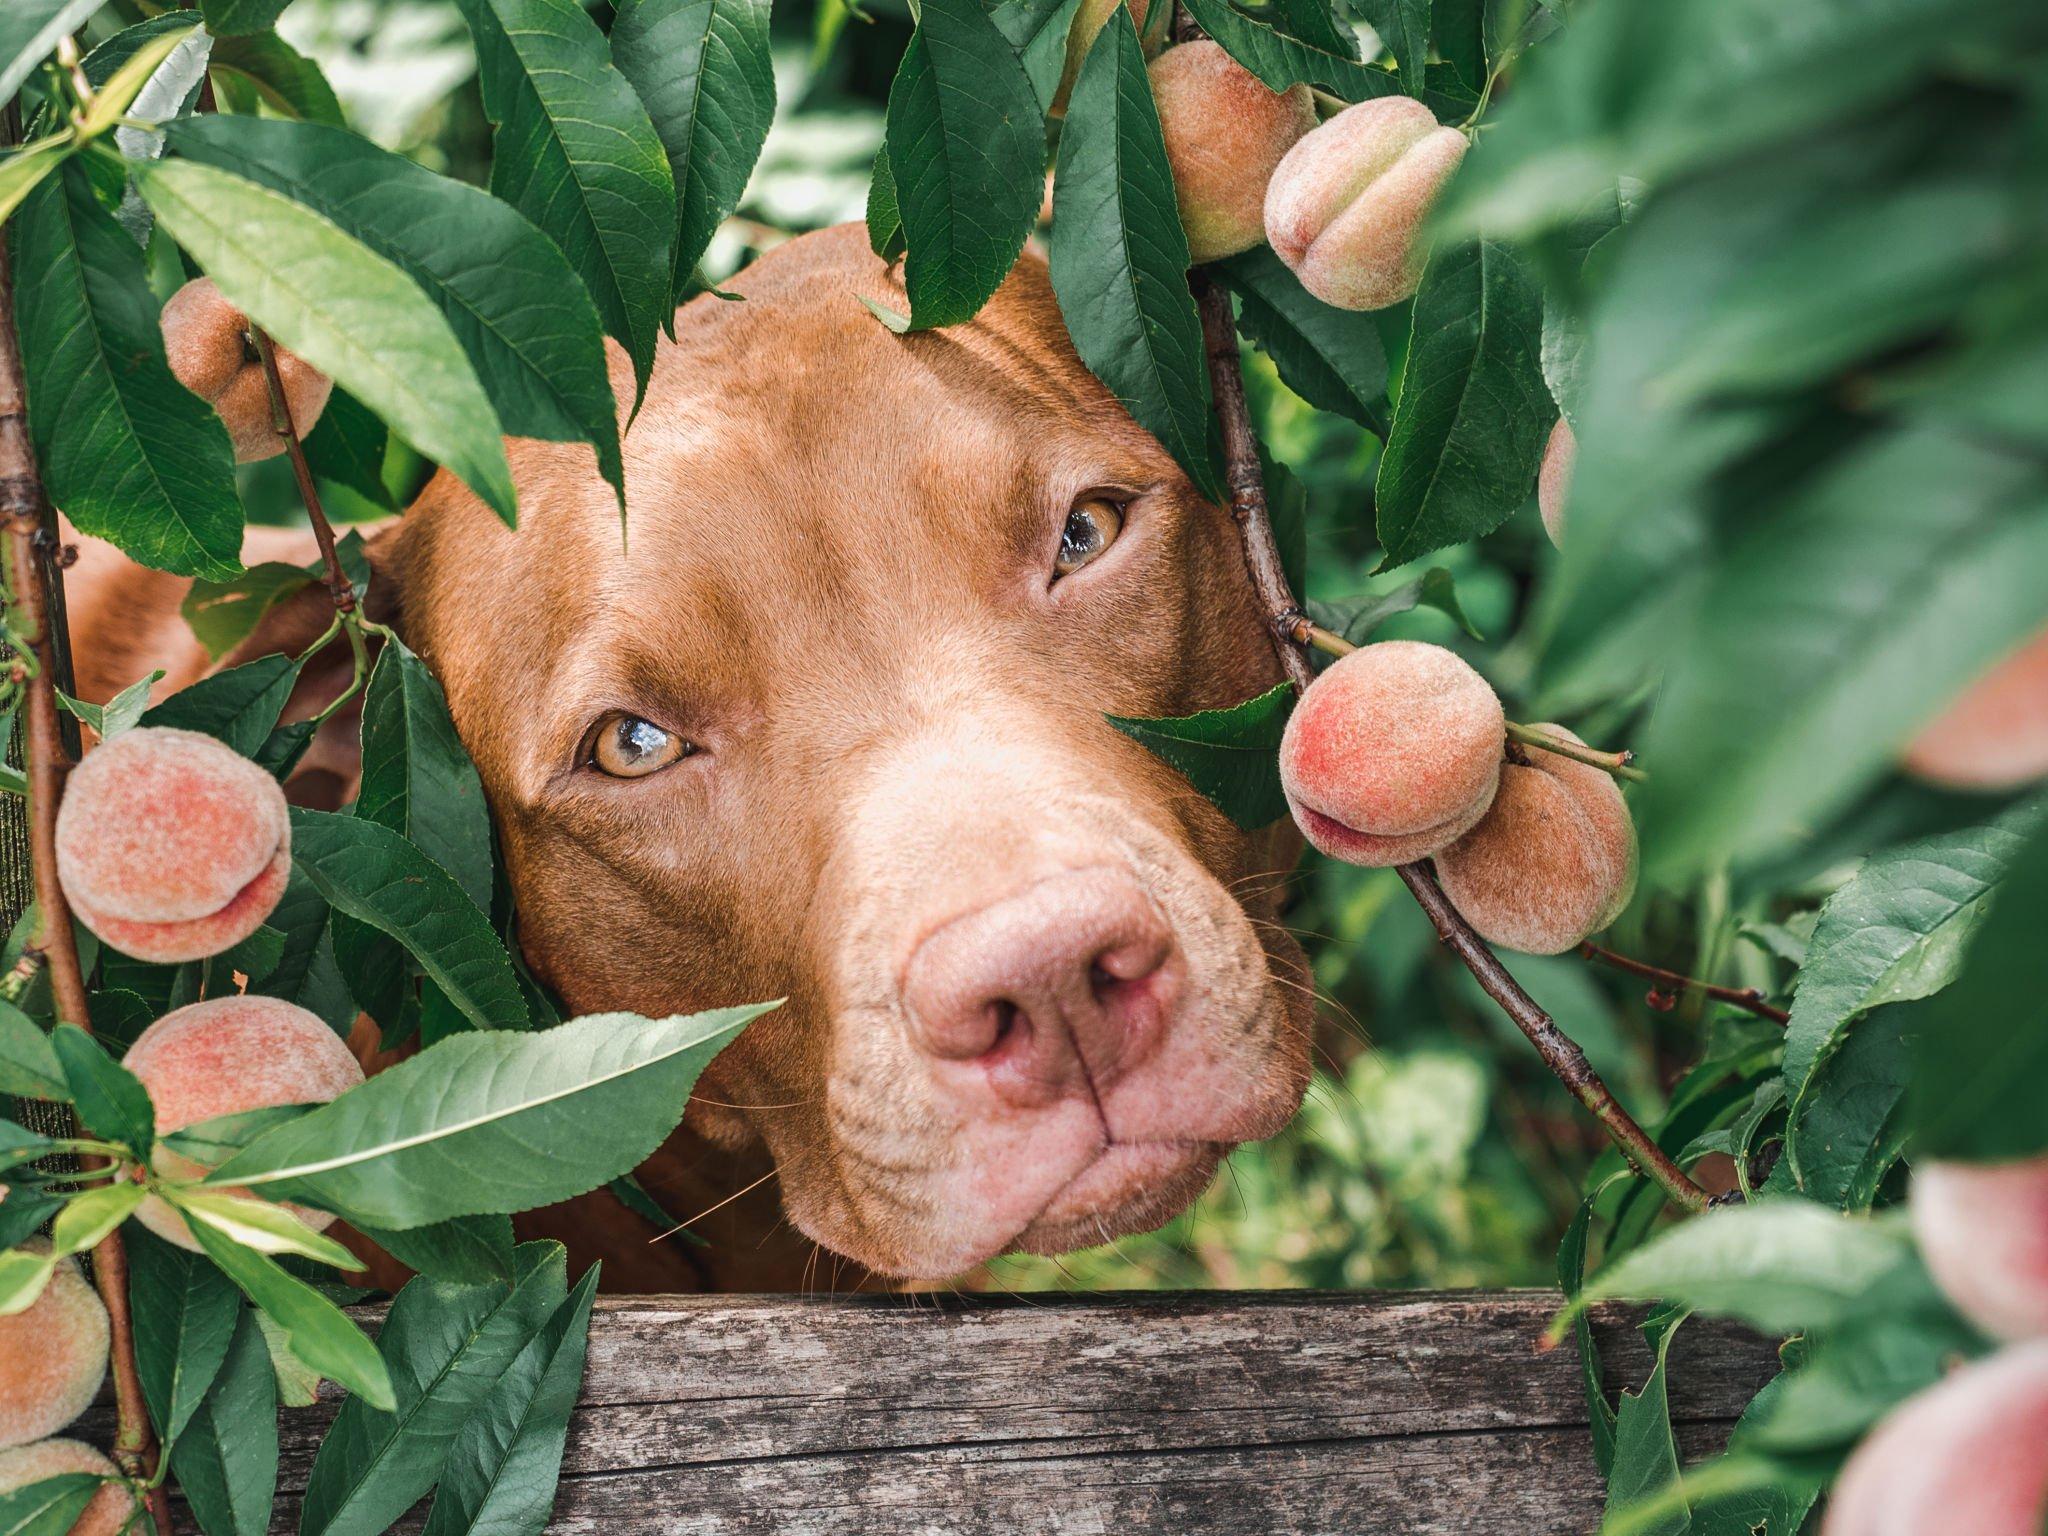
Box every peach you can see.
[1149,42,1316,262]
[1821,1340,2048,1536]
[122,995,364,1251]
[55,726,291,964]
[0,1245,109,1449]
[1901,626,2048,790]
[1911,1156,2048,1342]
[161,277,332,462]
[1051,0,1150,116]
[0,1439,136,1536]
[1279,640,1505,866]
[1537,418,1574,547]
[1432,725,1637,954]
[1264,96,1469,311]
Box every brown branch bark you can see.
[1578,940,1790,1026]
[0,202,174,1536]
[1191,275,1711,1217]
[251,328,353,615]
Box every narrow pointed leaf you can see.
[0,1475,101,1536]
[172,1189,362,1268]
[1107,683,1293,831]
[0,998,65,1100]
[1050,8,1217,499]
[0,0,113,104]
[9,160,242,579]
[199,0,292,35]
[457,0,676,400]
[141,653,300,756]
[170,1307,279,1536]
[354,1215,515,1285]
[1181,0,1403,101]
[355,640,492,913]
[133,156,516,525]
[612,0,776,312]
[209,1005,772,1228]
[49,1180,145,1255]
[129,1225,242,1446]
[205,31,345,124]
[1215,245,1389,435]
[50,1024,153,1155]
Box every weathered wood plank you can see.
[83,1290,1778,1534]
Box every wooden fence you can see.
[83,1287,1777,1534]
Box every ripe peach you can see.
[1149,42,1316,262]
[160,277,332,462]
[1432,725,1637,954]
[1821,1340,2048,1536]
[1537,418,1574,547]
[55,726,291,964]
[1280,640,1505,866]
[1900,626,2048,790]
[0,1245,109,1449]
[0,1440,136,1536]
[1911,1156,2048,1342]
[122,995,364,1251]
[1264,96,1469,311]
[1051,0,1150,116]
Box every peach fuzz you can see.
[161,277,332,463]
[1264,96,1469,311]
[0,1440,136,1536]
[1051,0,1150,116]
[1900,625,2048,790]
[1537,418,1574,547]
[122,994,364,1251]
[1149,42,1316,263]
[0,1245,109,1450]
[1432,725,1637,955]
[1821,1340,2048,1536]
[1279,640,1505,867]
[55,726,291,964]
[1911,1155,2048,1342]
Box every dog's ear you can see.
[220,518,411,809]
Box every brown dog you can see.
[65,225,1312,1289]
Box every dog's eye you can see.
[589,715,691,778]
[1055,497,1124,577]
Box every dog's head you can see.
[381,225,1311,1278]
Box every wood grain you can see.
[82,1289,1778,1534]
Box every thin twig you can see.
[251,328,354,615]
[0,200,175,1536]
[1191,273,1712,1216]
[1579,941,1790,1026]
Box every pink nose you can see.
[901,867,1180,1107]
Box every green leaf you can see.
[1909,821,2048,1161]
[1602,1310,1689,1536]
[76,22,198,139]
[57,669,162,741]
[162,1104,314,1166]
[0,1475,101,1536]
[419,1264,599,1536]
[989,0,1085,113]
[883,0,1046,331]
[171,1188,361,1269]
[128,1224,242,1447]
[180,563,319,664]
[1552,1202,1913,1341]
[864,145,903,261]
[210,1004,771,1228]
[1374,241,1551,570]
[9,159,242,579]
[355,640,492,914]
[1107,683,1294,832]
[1632,426,2048,879]
[456,0,677,402]
[302,389,394,511]
[170,1305,279,1536]
[1049,7,1217,499]
[186,1218,394,1411]
[0,998,65,1100]
[1214,245,1389,435]
[287,809,528,1034]
[612,0,776,314]
[299,1244,567,1536]
[133,155,517,526]
[1349,0,1427,88]
[247,868,358,1036]
[0,136,74,230]
[0,1189,64,1252]
[1310,568,1482,645]
[0,0,112,104]
[1180,0,1403,101]
[353,1215,516,1286]
[49,1180,144,1255]
[205,31,345,124]
[140,652,299,756]
[1558,1179,1623,1477]
[199,0,293,35]
[163,115,625,506]
[50,1024,153,1155]
[0,1248,58,1317]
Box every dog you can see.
[63,224,1313,1290]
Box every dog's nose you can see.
[901,867,1181,1108]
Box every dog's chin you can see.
[1009,1140,1225,1257]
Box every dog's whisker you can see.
[648,1164,781,1245]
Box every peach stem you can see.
[0,171,175,1536]
[1578,940,1790,1026]
[1190,268,1712,1218]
